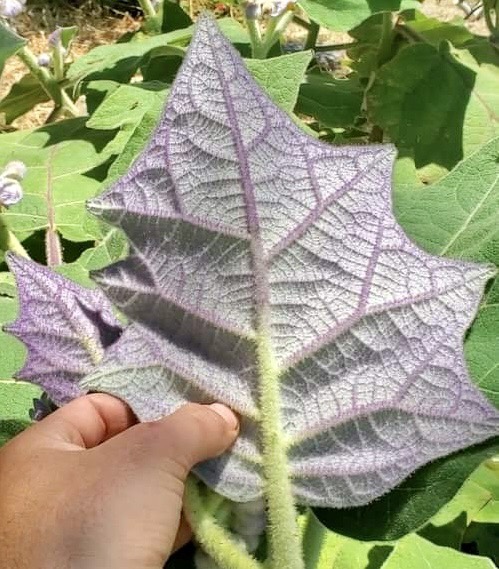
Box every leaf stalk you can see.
[16,47,79,117]
[0,212,28,258]
[184,477,263,569]
[257,332,304,569]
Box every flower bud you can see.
[270,1,294,17]
[0,177,23,207]
[0,0,25,19]
[48,27,62,47]
[244,1,262,20]
[2,160,27,182]
[37,52,52,67]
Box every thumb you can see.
[120,403,239,479]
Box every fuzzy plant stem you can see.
[16,47,79,117]
[138,0,158,19]
[0,213,28,258]
[184,477,263,569]
[251,11,296,59]
[45,149,62,267]
[257,333,304,569]
[247,18,263,58]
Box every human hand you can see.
[0,394,239,569]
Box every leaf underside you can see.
[9,17,499,508]
[6,254,122,405]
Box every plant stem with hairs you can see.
[16,47,79,117]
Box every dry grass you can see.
[0,0,491,131]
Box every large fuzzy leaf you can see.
[5,255,122,405]
[76,16,499,507]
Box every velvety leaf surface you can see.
[0,73,50,125]
[368,42,499,171]
[303,514,392,569]
[0,118,118,243]
[418,463,499,548]
[313,438,499,540]
[244,51,312,114]
[379,533,495,569]
[5,255,122,405]
[67,18,248,84]
[0,381,39,447]
[395,137,499,407]
[297,0,418,32]
[0,272,26,380]
[57,226,128,288]
[315,140,499,539]
[0,21,25,78]
[295,72,363,129]
[81,17,499,507]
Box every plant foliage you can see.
[0,1,498,568]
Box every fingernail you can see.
[209,403,239,430]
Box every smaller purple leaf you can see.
[4,254,122,405]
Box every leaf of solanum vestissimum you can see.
[379,533,496,569]
[295,71,363,129]
[368,42,499,171]
[0,276,26,380]
[0,21,26,78]
[86,82,169,157]
[78,16,499,507]
[302,513,392,569]
[0,381,40,447]
[401,10,475,47]
[418,462,498,548]
[57,226,128,288]
[67,18,248,84]
[395,137,499,264]
[395,137,499,407]
[298,0,418,32]
[315,140,499,540]
[313,438,499,540]
[245,51,312,114]
[0,73,50,125]
[5,254,123,405]
[0,118,117,242]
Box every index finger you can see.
[28,393,137,450]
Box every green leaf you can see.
[67,27,189,84]
[395,137,499,406]
[466,278,499,408]
[394,137,499,264]
[160,0,192,33]
[103,53,311,181]
[298,0,419,32]
[67,18,248,84]
[464,522,499,564]
[368,42,499,171]
[418,463,498,548]
[0,118,117,243]
[0,381,40,447]
[0,21,26,77]
[313,438,499,541]
[295,71,363,128]
[0,274,25,381]
[379,533,496,568]
[402,9,475,47]
[57,226,128,288]
[0,73,50,124]
[303,513,392,569]
[59,26,78,51]
[86,82,168,157]
[245,51,313,114]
